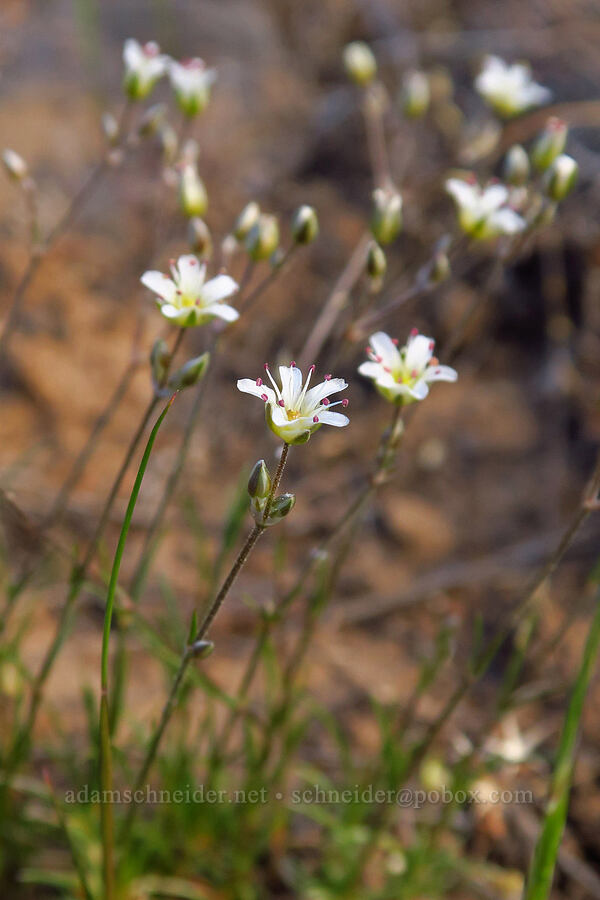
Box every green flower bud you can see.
[401,70,430,118]
[247,459,271,500]
[343,41,377,87]
[150,338,171,387]
[266,492,296,523]
[370,188,403,245]
[544,154,578,201]
[503,144,530,186]
[160,124,179,165]
[531,117,568,172]
[291,204,319,245]
[167,352,210,391]
[179,164,208,218]
[233,201,261,241]
[366,241,387,280]
[188,217,213,259]
[2,149,28,182]
[245,214,280,261]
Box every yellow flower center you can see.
[286,409,301,421]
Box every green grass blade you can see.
[523,593,600,900]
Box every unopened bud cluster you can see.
[247,459,295,526]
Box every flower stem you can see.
[120,443,290,841]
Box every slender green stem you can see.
[98,397,173,898]
[523,593,600,900]
[120,443,290,841]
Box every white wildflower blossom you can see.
[237,363,349,444]
[358,330,457,404]
[169,58,217,116]
[141,255,238,327]
[475,55,551,117]
[445,176,526,239]
[123,39,169,100]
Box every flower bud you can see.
[247,459,271,500]
[291,204,319,245]
[544,154,578,201]
[179,163,208,218]
[401,70,430,118]
[266,492,296,522]
[160,124,179,165]
[188,217,212,259]
[503,144,530,186]
[343,41,377,86]
[366,241,387,280]
[2,149,28,182]
[245,214,280,261]
[370,188,403,245]
[138,103,167,138]
[233,202,261,241]
[188,639,214,658]
[101,114,120,146]
[150,338,171,387]
[167,352,210,391]
[531,117,568,172]
[429,250,451,283]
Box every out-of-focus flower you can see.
[503,145,530,186]
[484,715,552,764]
[445,176,526,238]
[343,41,377,86]
[233,202,261,241]
[291,205,319,245]
[123,39,168,100]
[401,70,430,118]
[188,217,212,259]
[169,58,217,117]
[371,188,403,245]
[2,149,28,182]
[141,255,238,327]
[366,241,387,280]
[475,55,551,117]
[544,153,578,201]
[245,214,280,261]
[237,363,349,444]
[359,330,457,404]
[178,163,208,217]
[531,117,568,171]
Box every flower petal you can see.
[317,410,349,427]
[369,332,401,369]
[279,365,303,407]
[423,364,458,383]
[405,334,434,372]
[357,361,382,380]
[487,207,526,235]
[123,39,143,70]
[201,274,238,304]
[203,303,239,322]
[176,255,205,295]
[141,270,177,303]
[237,379,276,403]
[304,377,347,409]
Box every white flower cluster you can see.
[123,39,216,114]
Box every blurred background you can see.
[1,1,600,898]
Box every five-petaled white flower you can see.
[475,55,551,118]
[445,176,526,239]
[123,39,169,100]
[169,58,217,116]
[358,330,457,404]
[141,255,239,328]
[237,363,349,444]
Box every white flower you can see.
[445,177,526,239]
[123,39,169,100]
[475,55,551,117]
[358,330,457,404]
[169,58,217,116]
[484,715,553,764]
[141,255,239,328]
[237,363,349,444]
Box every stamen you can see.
[430,357,439,366]
[324,373,332,381]
[297,363,315,409]
[256,377,263,386]
[313,416,319,423]
[290,360,296,367]
[342,399,349,408]
[169,258,176,267]
[410,327,418,337]
[322,398,330,406]
[278,399,285,407]
[429,341,435,351]
[391,338,399,346]
[411,369,418,378]
[263,363,282,400]
[261,393,268,402]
